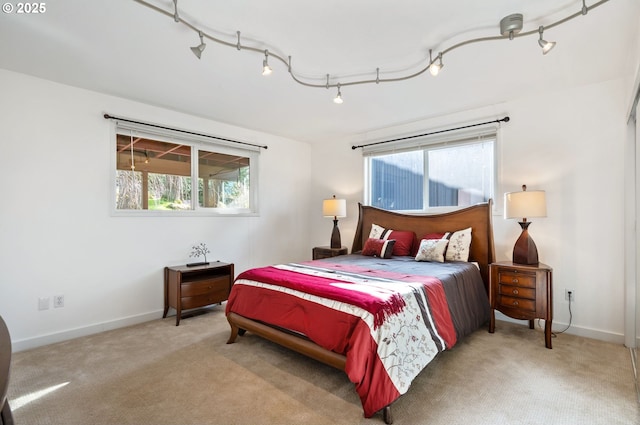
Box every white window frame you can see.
[110,120,260,217]
[363,126,501,214]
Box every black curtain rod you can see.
[351,116,510,150]
[103,113,268,150]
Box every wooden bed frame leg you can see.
[383,405,393,424]
[226,323,239,344]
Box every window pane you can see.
[370,151,424,210]
[427,141,493,207]
[198,150,250,209]
[115,170,142,210]
[146,173,192,210]
[115,135,192,210]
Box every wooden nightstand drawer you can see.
[181,290,228,310]
[498,295,536,312]
[497,270,536,288]
[498,284,535,299]
[181,277,229,297]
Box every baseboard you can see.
[13,310,627,352]
[12,310,164,352]
[494,313,625,345]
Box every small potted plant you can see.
[187,243,211,267]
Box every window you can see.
[113,122,259,215]
[364,130,496,212]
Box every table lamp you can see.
[322,195,347,249]
[504,185,547,265]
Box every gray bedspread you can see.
[316,254,490,339]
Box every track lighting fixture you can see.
[190,31,206,59]
[262,50,272,75]
[537,26,556,55]
[134,0,608,101]
[428,50,443,77]
[333,84,343,104]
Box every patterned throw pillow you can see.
[369,223,386,239]
[415,239,450,263]
[362,238,396,259]
[368,223,416,256]
[444,227,472,262]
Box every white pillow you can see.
[415,239,449,263]
[369,223,386,239]
[445,227,472,262]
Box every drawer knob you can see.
[512,278,518,283]
[512,289,519,295]
[512,300,519,306]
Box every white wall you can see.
[0,69,312,351]
[311,76,629,343]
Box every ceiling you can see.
[0,0,637,144]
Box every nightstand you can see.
[489,261,553,349]
[312,246,348,260]
[163,261,234,326]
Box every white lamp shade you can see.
[322,198,346,218]
[504,190,547,220]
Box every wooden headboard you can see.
[351,200,496,292]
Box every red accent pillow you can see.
[422,232,446,240]
[387,230,415,256]
[362,238,396,259]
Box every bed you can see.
[225,201,495,423]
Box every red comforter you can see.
[226,261,457,417]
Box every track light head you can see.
[538,39,556,54]
[190,31,206,59]
[429,50,443,76]
[538,26,556,55]
[262,50,272,75]
[262,60,272,75]
[333,84,343,104]
[429,62,441,76]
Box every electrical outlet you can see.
[53,295,65,308]
[38,297,50,311]
[564,289,574,302]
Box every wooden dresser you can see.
[489,261,553,348]
[163,262,234,326]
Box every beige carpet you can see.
[6,307,640,425]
